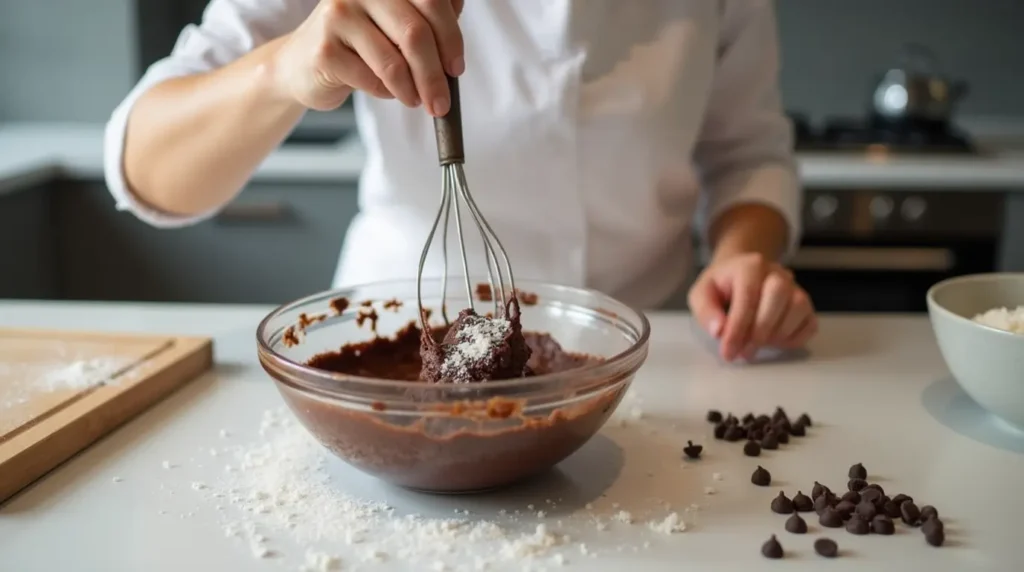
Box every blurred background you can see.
[1,0,1023,311]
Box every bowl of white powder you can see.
[927,273,1024,429]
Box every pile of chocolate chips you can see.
[706,407,812,455]
[763,462,947,558]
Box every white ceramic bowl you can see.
[927,273,1024,429]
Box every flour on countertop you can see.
[177,406,701,570]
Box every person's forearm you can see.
[708,203,789,263]
[123,36,340,217]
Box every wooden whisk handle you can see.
[433,75,464,165]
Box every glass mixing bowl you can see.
[256,278,650,493]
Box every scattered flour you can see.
[973,305,1024,335]
[648,513,687,535]
[0,354,134,413]
[35,357,131,392]
[181,407,699,570]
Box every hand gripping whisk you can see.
[416,75,517,330]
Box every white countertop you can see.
[0,301,1020,571]
[2,123,1024,194]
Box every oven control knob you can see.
[901,196,927,221]
[870,196,894,220]
[810,195,838,220]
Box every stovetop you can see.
[789,113,978,155]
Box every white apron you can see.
[334,0,729,309]
[105,0,799,310]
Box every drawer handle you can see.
[214,202,292,224]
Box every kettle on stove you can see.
[870,43,969,125]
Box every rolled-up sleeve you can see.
[692,0,802,259]
[103,0,310,228]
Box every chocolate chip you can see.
[863,483,884,496]
[713,423,727,440]
[725,413,738,425]
[724,425,745,442]
[760,432,779,450]
[789,421,807,437]
[797,413,812,427]
[811,481,830,500]
[775,428,790,444]
[835,500,856,519]
[872,515,895,535]
[743,440,761,457]
[814,538,838,558]
[755,414,771,427]
[706,410,723,423]
[682,440,703,460]
[751,465,771,487]
[921,517,944,536]
[785,513,808,534]
[925,527,945,547]
[860,488,882,505]
[775,418,792,433]
[883,500,902,519]
[772,406,788,423]
[920,505,939,521]
[761,534,784,559]
[814,494,834,515]
[846,463,866,479]
[793,491,814,512]
[771,491,795,514]
[855,501,877,520]
[746,427,762,441]
[847,478,868,492]
[819,508,844,528]
[742,413,755,425]
[891,493,913,506]
[841,490,861,505]
[845,515,870,535]
[901,501,921,526]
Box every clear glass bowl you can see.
[256,278,650,493]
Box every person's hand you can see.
[273,0,465,114]
[687,252,817,362]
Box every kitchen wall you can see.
[775,0,1024,122]
[0,0,137,123]
[1,0,1022,124]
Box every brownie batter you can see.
[419,299,532,383]
[306,311,593,383]
[280,302,623,493]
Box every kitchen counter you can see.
[2,123,1024,195]
[0,301,1019,571]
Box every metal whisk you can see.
[416,75,517,330]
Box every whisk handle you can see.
[433,75,464,165]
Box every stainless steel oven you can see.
[793,189,1004,312]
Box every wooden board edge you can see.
[0,327,177,345]
[0,336,214,504]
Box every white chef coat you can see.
[104,0,801,309]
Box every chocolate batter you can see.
[279,300,623,492]
[306,310,595,382]
[419,299,532,383]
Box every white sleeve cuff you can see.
[103,67,223,229]
[699,162,803,262]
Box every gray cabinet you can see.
[1001,193,1024,272]
[0,184,56,298]
[55,180,358,304]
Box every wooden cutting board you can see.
[0,328,213,503]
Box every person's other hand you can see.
[687,252,817,362]
[273,0,465,114]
